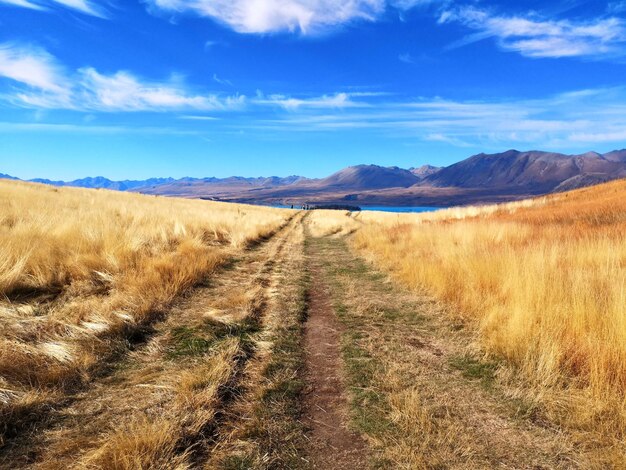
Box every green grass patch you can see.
[341,327,393,436]
[449,355,498,387]
[167,318,260,359]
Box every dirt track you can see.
[2,213,595,469]
[301,238,369,469]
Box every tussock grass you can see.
[306,209,360,238]
[81,337,241,469]
[353,179,626,442]
[0,180,290,443]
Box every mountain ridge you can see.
[4,149,626,206]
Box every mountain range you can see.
[3,149,626,206]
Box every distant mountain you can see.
[314,165,419,190]
[0,174,305,193]
[602,149,626,162]
[410,165,441,180]
[138,175,309,197]
[4,148,626,206]
[423,150,626,193]
[25,176,176,191]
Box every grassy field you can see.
[2,177,626,468]
[0,180,291,448]
[353,179,626,449]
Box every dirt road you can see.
[2,214,594,469]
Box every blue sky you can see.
[1,0,626,179]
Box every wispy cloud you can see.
[146,0,386,34]
[0,43,245,112]
[0,0,105,17]
[440,7,626,59]
[178,115,220,121]
[247,87,626,147]
[0,43,67,93]
[398,52,414,63]
[254,92,367,109]
[145,0,442,34]
[0,0,45,10]
[0,121,198,134]
[212,73,232,86]
[3,43,626,149]
[51,0,102,16]
[608,1,626,14]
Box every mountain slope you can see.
[410,165,441,179]
[314,165,419,190]
[423,150,626,192]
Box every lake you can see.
[360,206,441,213]
[270,204,442,213]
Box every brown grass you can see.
[80,337,241,469]
[0,180,290,444]
[306,209,361,237]
[353,179,626,443]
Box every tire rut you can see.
[1,213,304,469]
[301,227,369,469]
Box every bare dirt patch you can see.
[301,240,369,470]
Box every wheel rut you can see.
[301,229,369,470]
[1,213,304,469]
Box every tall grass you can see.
[0,180,290,441]
[307,209,361,237]
[354,180,626,436]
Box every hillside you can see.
[410,164,441,179]
[352,178,626,466]
[312,164,420,190]
[423,149,626,193]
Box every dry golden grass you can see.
[306,209,361,237]
[0,180,290,443]
[80,337,241,470]
[353,179,626,442]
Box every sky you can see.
[1,0,626,180]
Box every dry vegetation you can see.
[306,209,361,237]
[4,174,626,468]
[0,180,290,446]
[353,179,626,454]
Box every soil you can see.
[301,250,369,470]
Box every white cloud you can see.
[248,87,626,149]
[390,0,440,9]
[213,73,233,86]
[0,43,245,112]
[0,0,104,17]
[0,0,44,10]
[439,7,626,59]
[398,52,414,63]
[51,0,102,16]
[179,115,219,120]
[147,0,411,34]
[0,43,67,93]
[569,130,626,143]
[608,1,626,13]
[77,68,239,111]
[0,121,198,134]
[255,92,366,109]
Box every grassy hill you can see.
[354,178,626,460]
